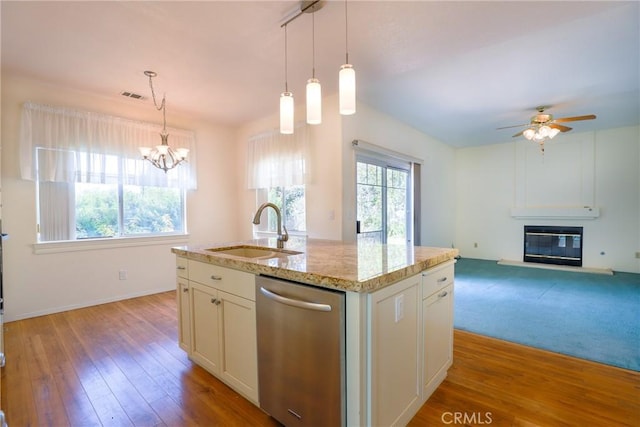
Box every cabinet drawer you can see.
[176,257,189,278]
[422,262,454,298]
[188,260,255,301]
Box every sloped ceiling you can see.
[2,1,638,147]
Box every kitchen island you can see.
[172,237,458,426]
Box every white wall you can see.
[1,73,242,321]
[341,103,457,246]
[455,126,640,273]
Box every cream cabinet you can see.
[177,259,259,404]
[176,257,191,352]
[368,273,422,427]
[421,261,454,401]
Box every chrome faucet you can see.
[252,203,289,249]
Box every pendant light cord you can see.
[284,25,289,92]
[312,12,316,78]
[344,0,349,64]
[148,73,167,134]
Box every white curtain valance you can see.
[20,102,197,189]
[247,124,308,189]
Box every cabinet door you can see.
[422,283,453,400]
[177,278,191,352]
[369,274,421,427]
[219,291,258,404]
[190,282,221,375]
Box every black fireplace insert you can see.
[523,225,583,267]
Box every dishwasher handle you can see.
[259,287,332,312]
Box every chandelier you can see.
[139,71,189,172]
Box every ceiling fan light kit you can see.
[499,106,596,154]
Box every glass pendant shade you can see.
[538,125,551,138]
[339,64,356,115]
[280,91,294,134]
[306,78,322,124]
[522,128,536,140]
[139,146,152,158]
[156,143,169,155]
[548,128,561,139]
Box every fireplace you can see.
[523,225,583,267]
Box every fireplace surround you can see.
[523,225,583,267]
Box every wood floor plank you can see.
[3,291,638,426]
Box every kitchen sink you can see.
[205,245,302,260]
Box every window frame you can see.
[35,149,189,246]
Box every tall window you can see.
[247,126,307,235]
[356,154,412,245]
[21,103,196,243]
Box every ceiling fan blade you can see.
[550,123,572,132]
[512,130,525,138]
[554,114,596,123]
[497,123,528,130]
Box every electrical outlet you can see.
[474,242,478,248]
[394,294,404,323]
[636,252,640,259]
[119,270,127,280]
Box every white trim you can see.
[352,139,424,165]
[510,206,600,219]
[8,287,175,322]
[33,234,190,254]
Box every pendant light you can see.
[306,10,322,124]
[339,0,356,115]
[280,25,294,134]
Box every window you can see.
[254,185,306,234]
[247,125,308,235]
[356,152,414,245]
[20,102,197,243]
[36,150,185,242]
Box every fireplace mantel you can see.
[510,206,600,219]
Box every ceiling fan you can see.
[498,106,596,151]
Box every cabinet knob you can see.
[210,275,222,281]
[183,287,189,293]
[211,298,217,304]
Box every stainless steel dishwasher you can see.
[256,275,346,427]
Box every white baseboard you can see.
[8,286,175,322]
[497,259,613,275]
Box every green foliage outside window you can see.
[75,183,183,239]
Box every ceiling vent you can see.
[120,91,145,100]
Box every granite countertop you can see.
[171,237,458,293]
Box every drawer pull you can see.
[437,277,448,283]
[182,287,189,293]
[210,275,223,281]
[438,291,448,298]
[177,266,186,270]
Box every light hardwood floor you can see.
[2,291,638,426]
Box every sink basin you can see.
[205,245,302,260]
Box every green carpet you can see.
[453,258,640,371]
